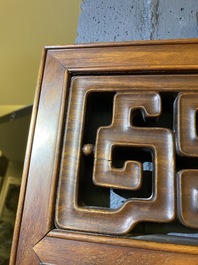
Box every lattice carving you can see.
[56,77,198,235]
[175,93,198,229]
[57,87,177,234]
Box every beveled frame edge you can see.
[33,230,198,265]
[11,52,71,265]
[9,47,47,265]
[47,39,198,73]
[10,39,198,265]
[37,229,198,256]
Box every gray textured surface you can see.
[76,0,198,43]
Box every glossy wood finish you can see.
[175,93,198,156]
[10,39,198,264]
[177,170,198,229]
[56,89,175,234]
[33,230,198,265]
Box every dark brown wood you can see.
[10,39,198,265]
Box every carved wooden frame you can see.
[10,39,198,265]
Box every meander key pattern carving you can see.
[175,93,198,229]
[58,91,197,235]
[93,92,175,226]
[56,91,198,235]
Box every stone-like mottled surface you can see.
[76,0,198,43]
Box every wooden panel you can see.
[10,39,198,265]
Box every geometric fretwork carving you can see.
[177,170,198,229]
[55,74,198,236]
[175,93,198,229]
[56,89,175,235]
[93,93,174,194]
[175,93,198,156]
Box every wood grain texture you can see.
[177,170,198,229]
[10,52,68,265]
[56,90,175,234]
[10,39,198,265]
[175,93,198,156]
[34,233,198,265]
